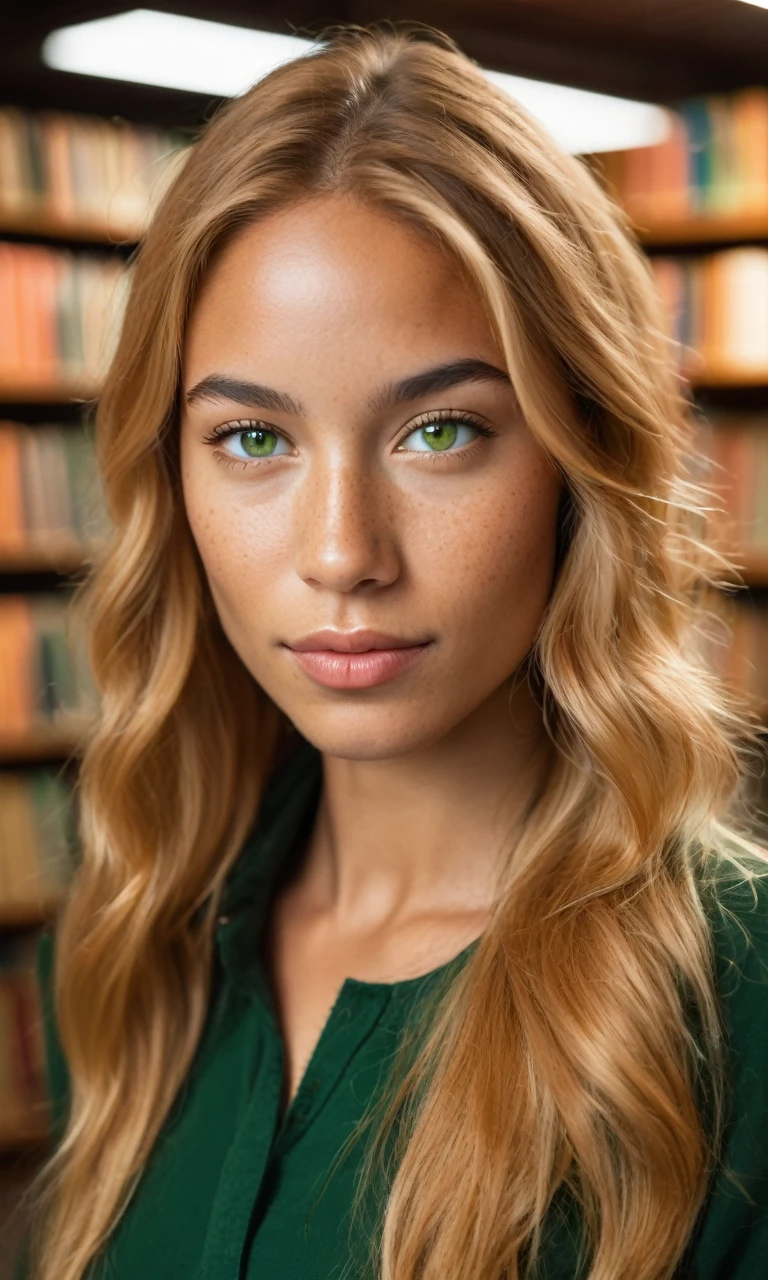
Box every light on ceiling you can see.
[734,0,768,9]
[484,70,669,154]
[42,10,315,99]
[41,8,671,155]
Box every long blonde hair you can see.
[26,24,768,1280]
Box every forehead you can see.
[183,194,501,384]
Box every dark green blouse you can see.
[17,738,768,1279]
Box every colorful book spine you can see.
[0,242,129,388]
[599,86,768,221]
[0,594,96,734]
[651,249,768,374]
[698,593,768,707]
[0,420,107,553]
[0,770,76,906]
[0,932,50,1142]
[694,413,768,555]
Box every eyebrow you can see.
[185,374,305,416]
[184,358,512,418]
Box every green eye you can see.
[421,422,459,452]
[240,428,278,458]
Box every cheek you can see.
[180,450,285,643]
[190,503,286,622]
[425,464,560,654]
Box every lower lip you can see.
[285,643,432,689]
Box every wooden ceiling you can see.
[2,0,768,126]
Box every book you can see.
[0,419,108,557]
[651,249,768,374]
[599,86,768,222]
[0,593,96,734]
[0,105,188,237]
[0,242,129,388]
[0,931,50,1142]
[0,770,76,906]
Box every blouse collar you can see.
[214,736,324,997]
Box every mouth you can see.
[283,639,434,690]
[286,629,432,653]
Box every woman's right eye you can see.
[203,421,292,465]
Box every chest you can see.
[261,881,488,1117]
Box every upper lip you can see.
[286,629,431,653]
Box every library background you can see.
[2,0,768,1269]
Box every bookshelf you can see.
[594,86,768,745]
[0,105,184,1167]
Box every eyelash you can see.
[201,409,498,473]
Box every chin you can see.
[289,712,448,762]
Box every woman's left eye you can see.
[397,417,488,454]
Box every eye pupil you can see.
[423,421,458,452]
[241,428,276,458]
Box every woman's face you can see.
[180,194,564,760]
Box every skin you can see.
[180,193,564,1109]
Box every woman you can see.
[19,24,768,1280]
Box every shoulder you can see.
[699,843,768,1014]
[696,842,768,1091]
[682,841,768,1278]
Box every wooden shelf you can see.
[0,543,90,575]
[711,548,768,588]
[0,380,101,404]
[0,897,62,929]
[739,549,768,587]
[0,721,92,764]
[635,210,768,248]
[689,364,768,389]
[0,1117,51,1152]
[0,206,142,245]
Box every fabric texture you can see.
[16,737,768,1279]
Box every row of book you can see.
[0,421,107,554]
[0,770,75,905]
[600,88,768,222]
[0,594,95,735]
[652,249,768,374]
[0,931,48,1143]
[0,105,187,235]
[701,414,768,551]
[701,593,768,706]
[0,241,129,387]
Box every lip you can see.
[285,643,432,690]
[287,629,431,653]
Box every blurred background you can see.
[2,1,768,1268]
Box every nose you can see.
[293,455,401,594]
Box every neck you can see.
[292,678,552,931]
